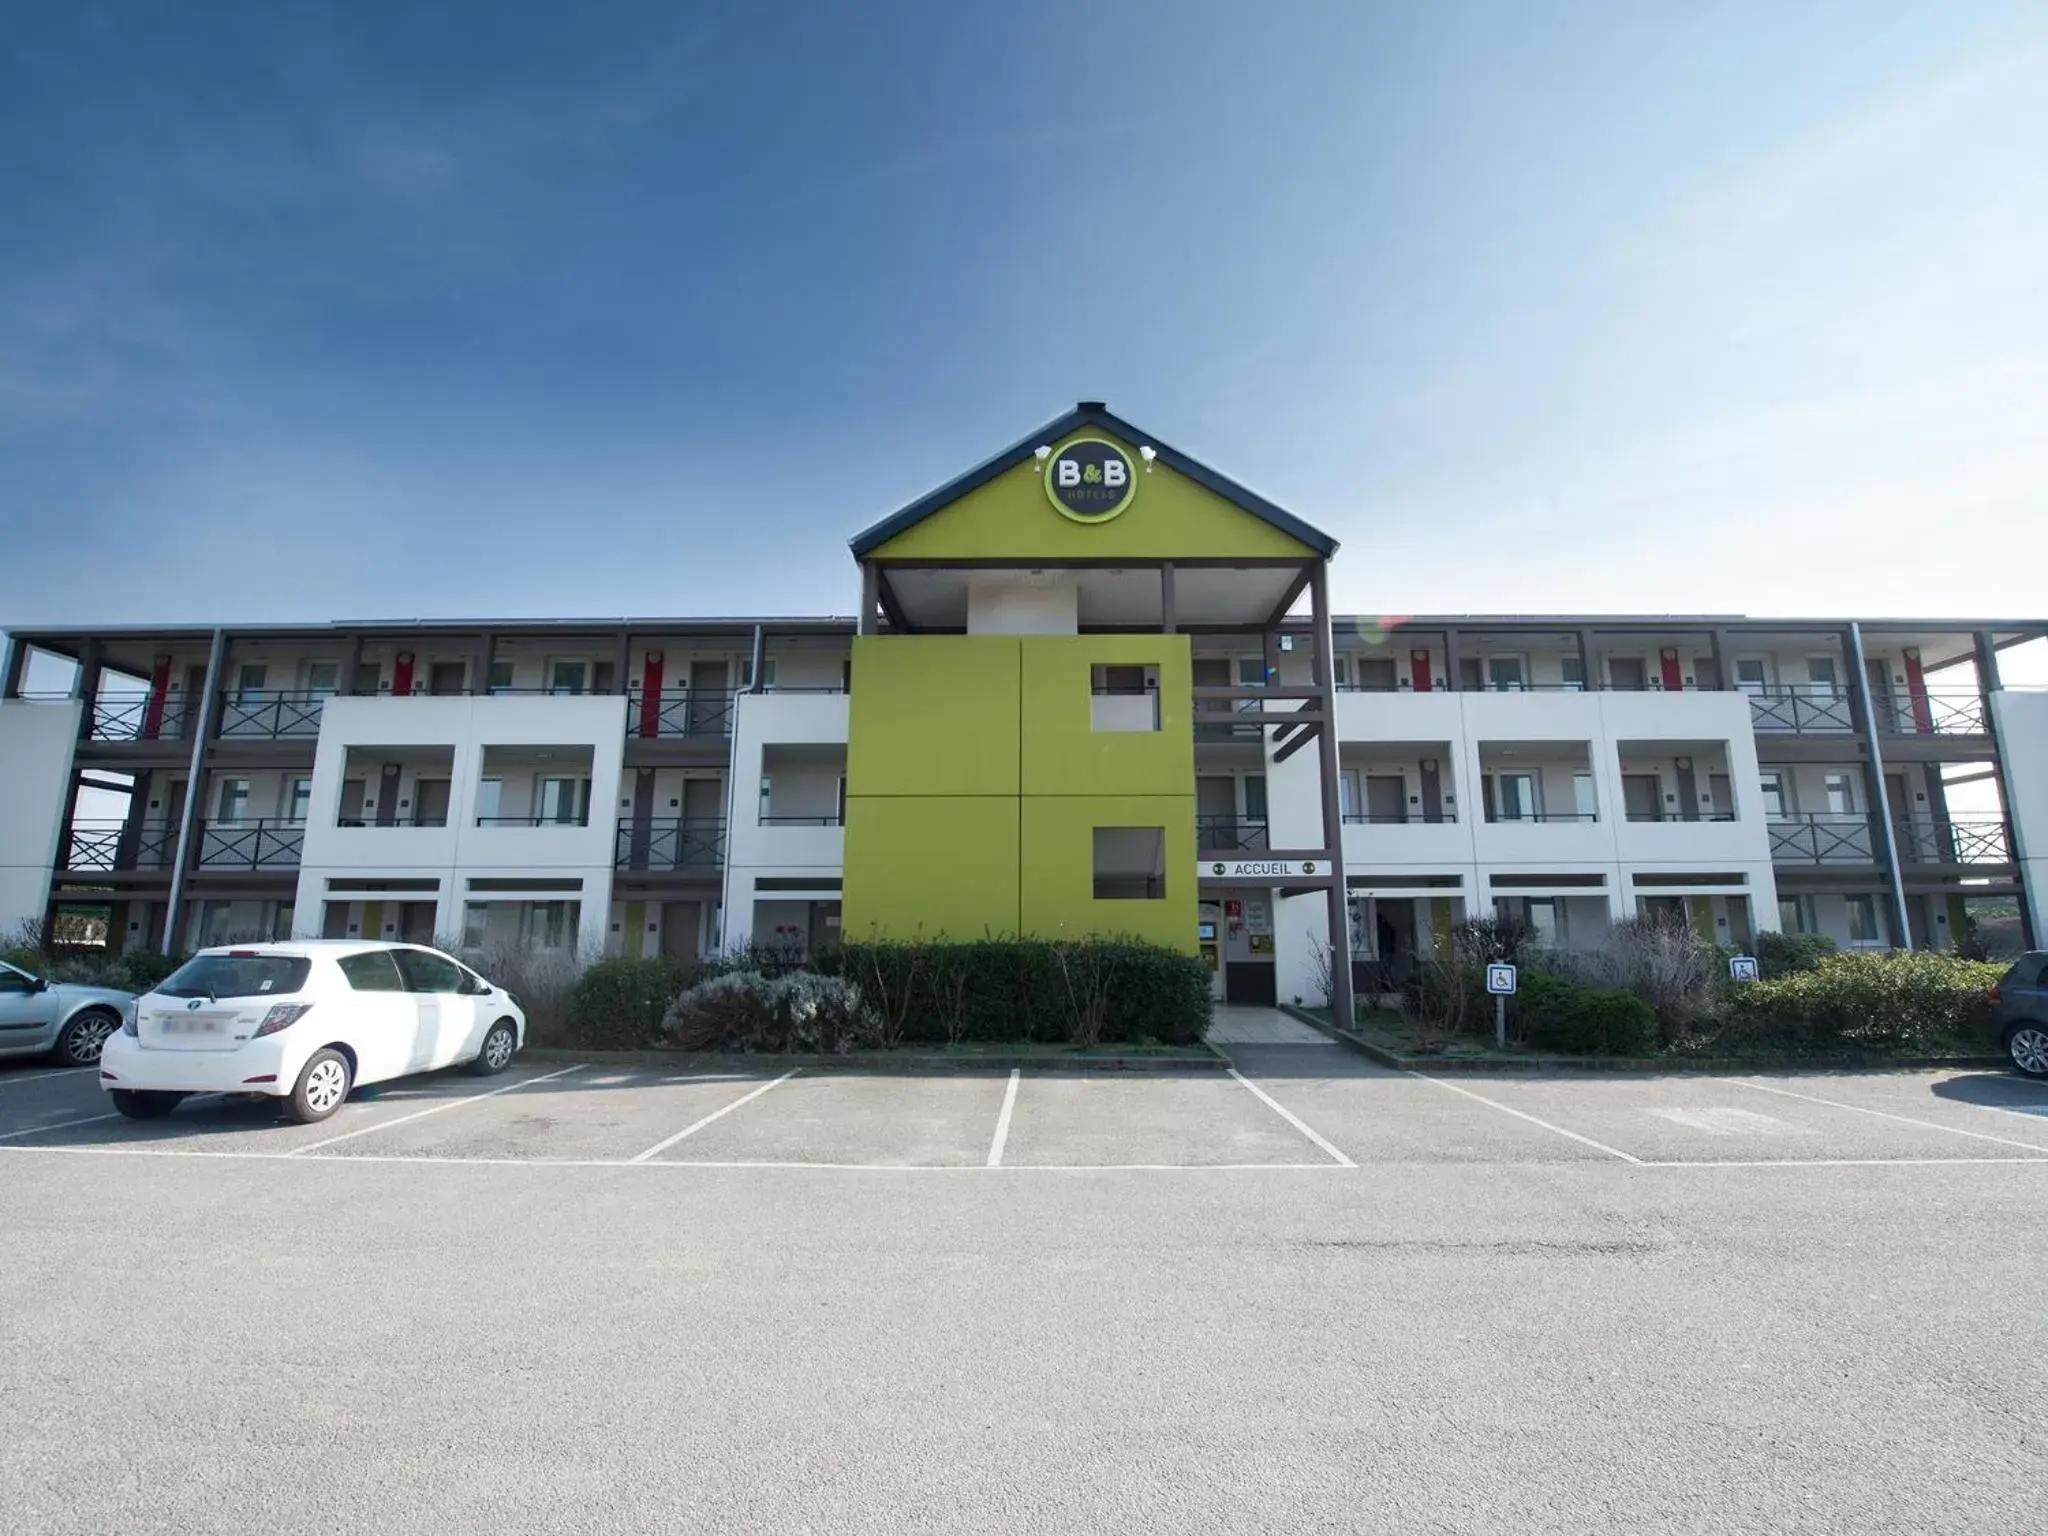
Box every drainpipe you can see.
[1848,621,1911,948]
[163,628,226,955]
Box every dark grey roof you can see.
[847,402,1340,559]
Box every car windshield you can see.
[157,954,312,1000]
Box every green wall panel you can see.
[1018,794,1195,951]
[1018,635,1194,799]
[847,635,1020,797]
[843,796,1020,941]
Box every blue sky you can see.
[3,1,2046,634]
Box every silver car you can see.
[0,960,135,1067]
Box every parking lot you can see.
[4,1026,2047,1534]
[3,1032,2046,1171]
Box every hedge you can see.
[1514,969,1656,1057]
[567,956,709,1050]
[559,938,1212,1050]
[825,938,1212,1047]
[1754,930,1839,980]
[1722,950,2003,1052]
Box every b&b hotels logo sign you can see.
[1045,438,1138,524]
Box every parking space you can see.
[3,1042,2048,1172]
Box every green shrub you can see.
[1514,969,1656,1056]
[1723,950,2003,1052]
[833,937,1210,1047]
[568,955,703,1050]
[661,971,881,1053]
[1755,930,1839,980]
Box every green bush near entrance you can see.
[1721,950,2003,1053]
[567,955,708,1050]
[1513,970,1657,1057]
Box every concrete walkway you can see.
[1207,1005,1330,1045]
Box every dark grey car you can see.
[1994,951,2048,1078]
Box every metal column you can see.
[1847,621,1911,948]
[1310,563,1354,1027]
[163,629,226,955]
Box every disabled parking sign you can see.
[1486,963,1517,995]
[1728,955,1760,983]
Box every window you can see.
[462,904,488,950]
[336,950,406,992]
[487,661,515,695]
[475,778,502,821]
[395,948,464,993]
[304,662,339,698]
[428,661,467,696]
[158,954,311,999]
[1608,657,1648,691]
[1806,657,1840,697]
[1236,657,1268,688]
[1526,898,1560,948]
[1090,663,1160,731]
[1494,772,1539,821]
[1353,656,1399,691]
[758,775,773,820]
[1572,773,1598,819]
[1487,656,1525,692]
[524,901,576,949]
[1243,775,1269,823]
[216,779,251,825]
[549,660,588,695]
[1823,773,1857,815]
[537,778,584,825]
[739,657,777,690]
[284,778,312,824]
[0,964,38,994]
[1758,772,1791,818]
[1622,774,1661,821]
[1331,655,1349,688]
[1735,658,1771,696]
[1778,895,1814,934]
[1092,827,1166,900]
[1845,894,1882,944]
[1560,656,1584,691]
[234,664,268,705]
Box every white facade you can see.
[0,699,85,935]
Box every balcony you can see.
[1625,811,1737,823]
[1747,688,1854,734]
[627,687,736,739]
[62,820,176,872]
[1872,690,1989,738]
[218,692,328,739]
[1487,811,1599,824]
[1343,811,1458,825]
[1895,815,2012,866]
[1769,813,1875,864]
[474,814,580,829]
[196,819,304,870]
[88,696,198,743]
[616,817,727,872]
[1196,814,1269,851]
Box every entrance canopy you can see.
[849,403,1338,633]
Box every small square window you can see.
[1090,663,1160,731]
[1093,827,1165,900]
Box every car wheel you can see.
[56,1008,122,1067]
[2006,1023,2048,1079]
[470,1019,518,1076]
[110,1089,184,1120]
[288,1049,354,1124]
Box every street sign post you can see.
[1485,963,1517,1048]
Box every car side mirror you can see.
[27,976,47,993]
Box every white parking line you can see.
[1721,1077,2048,1156]
[0,1067,92,1089]
[1643,1156,2048,1168]
[1228,1069,1355,1167]
[0,1142,1352,1170]
[626,1070,800,1163]
[287,1065,585,1155]
[0,1111,122,1142]
[1410,1073,1644,1163]
[985,1069,1021,1167]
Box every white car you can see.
[99,942,527,1124]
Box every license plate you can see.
[161,1016,226,1035]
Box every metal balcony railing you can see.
[474,815,584,828]
[1195,815,1270,851]
[1746,687,1855,734]
[62,820,177,872]
[760,815,843,827]
[1485,812,1600,824]
[1769,813,1876,864]
[338,815,451,828]
[615,817,726,871]
[1894,815,2012,866]
[1341,811,1458,824]
[196,819,305,870]
[1625,811,1739,823]
[88,695,198,743]
[626,687,737,739]
[217,691,329,739]
[1869,690,1990,737]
